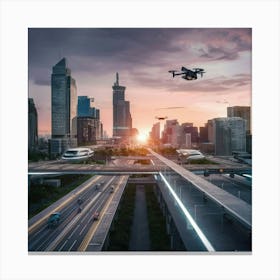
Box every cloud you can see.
[28,28,252,134]
[155,107,185,110]
[33,78,50,86]
[165,74,251,93]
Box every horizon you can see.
[28,28,252,137]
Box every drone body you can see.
[169,67,205,80]
[155,116,168,121]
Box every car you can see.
[93,212,99,221]
[77,206,82,213]
[47,212,61,227]
[77,197,83,205]
[110,186,114,193]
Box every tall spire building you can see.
[112,73,132,141]
[49,58,77,157]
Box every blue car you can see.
[47,212,61,227]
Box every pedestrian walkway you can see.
[129,185,150,251]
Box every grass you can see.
[144,184,171,251]
[106,184,136,251]
[106,182,172,251]
[28,174,93,219]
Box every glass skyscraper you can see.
[49,58,77,156]
[112,73,132,139]
[51,58,77,138]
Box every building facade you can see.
[77,96,103,146]
[227,106,251,134]
[78,96,95,117]
[162,119,181,147]
[213,117,246,156]
[28,98,38,150]
[151,122,160,142]
[112,73,132,141]
[49,58,77,157]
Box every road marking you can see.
[78,176,126,251]
[28,176,101,233]
[45,192,102,251]
[58,240,68,251]
[69,240,77,251]
[79,223,89,236]
[68,224,80,240]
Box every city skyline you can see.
[28,28,251,137]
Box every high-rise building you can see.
[78,96,95,117]
[199,124,208,143]
[28,98,38,150]
[181,123,199,144]
[162,119,181,147]
[213,117,246,156]
[77,96,103,146]
[112,73,132,140]
[49,58,77,157]
[77,117,97,146]
[151,122,160,143]
[227,106,251,134]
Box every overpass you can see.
[28,151,252,252]
[148,149,251,228]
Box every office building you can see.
[151,122,160,143]
[78,96,95,117]
[213,117,246,156]
[181,123,199,144]
[227,106,251,134]
[162,119,181,147]
[77,117,97,146]
[199,125,208,143]
[49,58,77,157]
[77,96,103,145]
[112,73,132,141]
[28,98,38,150]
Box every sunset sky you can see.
[28,28,251,137]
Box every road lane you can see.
[29,175,115,251]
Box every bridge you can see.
[28,151,252,252]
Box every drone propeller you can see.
[200,71,205,77]
[168,70,177,77]
[193,68,204,72]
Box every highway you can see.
[150,152,251,251]
[198,173,252,204]
[29,175,126,252]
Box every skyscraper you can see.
[151,122,160,143]
[49,58,77,156]
[213,117,246,156]
[76,96,103,145]
[227,106,251,134]
[77,96,95,117]
[28,98,38,150]
[162,119,181,147]
[112,73,132,140]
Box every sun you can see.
[137,132,148,143]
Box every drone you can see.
[169,67,205,80]
[155,116,168,121]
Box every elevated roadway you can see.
[148,149,252,229]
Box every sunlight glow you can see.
[137,132,148,143]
